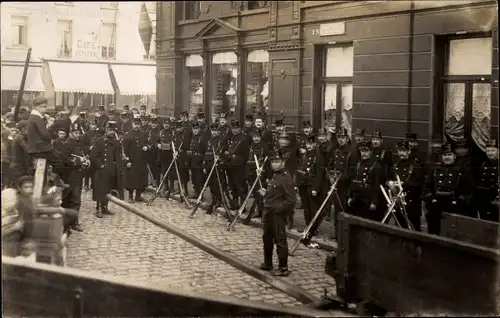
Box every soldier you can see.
[180,110,190,126]
[295,135,325,245]
[172,120,190,197]
[132,107,139,117]
[74,112,89,134]
[326,128,351,234]
[246,130,272,218]
[139,104,148,118]
[218,113,232,143]
[243,114,255,144]
[108,103,120,122]
[90,121,122,217]
[406,132,424,165]
[95,106,109,132]
[349,128,365,168]
[296,120,314,156]
[317,128,333,163]
[226,120,250,208]
[9,120,31,187]
[150,108,159,120]
[157,117,175,194]
[254,112,273,144]
[147,117,162,186]
[123,117,149,203]
[347,141,382,220]
[371,131,393,219]
[472,139,499,222]
[81,120,100,191]
[119,111,132,136]
[388,140,425,231]
[276,131,298,229]
[258,149,296,277]
[187,121,207,199]
[424,144,474,235]
[203,123,226,214]
[59,122,89,232]
[123,104,130,115]
[196,111,211,144]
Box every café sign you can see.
[74,32,100,60]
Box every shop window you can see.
[10,16,28,47]
[100,23,116,60]
[438,36,492,162]
[246,50,269,116]
[322,45,353,135]
[184,1,200,20]
[211,52,238,122]
[185,54,204,117]
[57,20,73,58]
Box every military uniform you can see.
[123,118,150,202]
[347,141,382,220]
[172,120,191,195]
[203,124,227,214]
[295,135,325,244]
[96,106,109,133]
[226,120,250,207]
[243,114,255,144]
[157,118,175,192]
[119,112,132,137]
[424,144,474,235]
[276,131,298,229]
[90,121,122,217]
[9,121,31,186]
[147,118,162,186]
[371,131,393,220]
[472,139,499,222]
[81,121,101,190]
[261,150,296,276]
[187,122,207,198]
[388,140,425,231]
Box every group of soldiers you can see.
[2,97,499,276]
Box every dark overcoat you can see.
[90,135,123,202]
[122,129,149,190]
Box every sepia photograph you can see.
[1,1,499,317]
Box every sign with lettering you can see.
[319,22,345,36]
[74,32,100,60]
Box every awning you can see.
[47,61,114,94]
[110,64,156,96]
[1,65,45,92]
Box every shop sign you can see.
[74,33,100,60]
[319,22,345,36]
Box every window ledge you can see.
[239,8,269,16]
[6,45,29,50]
[179,18,201,25]
[55,2,75,7]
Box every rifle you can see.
[189,147,221,218]
[172,140,191,208]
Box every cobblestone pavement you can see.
[66,192,301,307]
[135,192,337,301]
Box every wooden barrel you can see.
[335,212,499,316]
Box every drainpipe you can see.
[406,0,415,132]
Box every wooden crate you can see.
[335,212,499,316]
[441,213,499,249]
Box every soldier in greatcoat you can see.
[347,141,382,220]
[123,117,150,203]
[119,111,132,137]
[243,114,255,144]
[225,120,250,208]
[172,120,191,196]
[295,134,325,245]
[472,139,499,222]
[90,121,122,217]
[147,117,162,186]
[276,131,298,229]
[424,144,474,235]
[296,120,314,157]
[203,123,227,214]
[187,121,207,198]
[157,117,174,194]
[95,106,109,133]
[387,140,425,231]
[371,131,393,220]
[246,130,272,218]
[81,120,100,191]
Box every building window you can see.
[10,16,28,47]
[184,1,200,20]
[211,52,238,122]
[185,55,204,117]
[246,50,269,116]
[322,45,353,135]
[439,36,492,160]
[57,20,73,58]
[100,23,116,60]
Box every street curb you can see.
[145,187,338,254]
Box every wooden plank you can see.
[441,213,499,249]
[33,158,46,202]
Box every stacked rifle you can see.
[380,175,414,230]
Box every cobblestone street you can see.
[66,192,304,306]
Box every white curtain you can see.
[212,52,237,65]
[247,50,269,63]
[186,54,203,67]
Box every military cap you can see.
[317,128,327,136]
[354,128,365,136]
[210,123,219,130]
[275,119,284,126]
[163,116,172,124]
[197,111,205,119]
[252,129,262,138]
[372,130,382,139]
[231,120,240,128]
[441,143,453,153]
[181,110,189,117]
[405,132,418,140]
[302,120,312,128]
[270,149,285,160]
[219,113,227,119]
[123,104,130,111]
[397,140,409,150]
[5,122,17,129]
[337,128,348,137]
[132,107,138,112]
[192,121,200,128]
[98,105,105,112]
[486,139,498,148]
[140,104,147,110]
[359,141,373,150]
[79,111,86,117]
[17,175,34,187]
[132,117,142,125]
[107,121,118,129]
[33,96,48,106]
[175,120,184,128]
[57,126,69,134]
[16,120,28,130]
[245,114,254,121]
[255,112,264,120]
[306,135,316,143]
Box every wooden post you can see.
[32,158,47,203]
[13,47,32,123]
